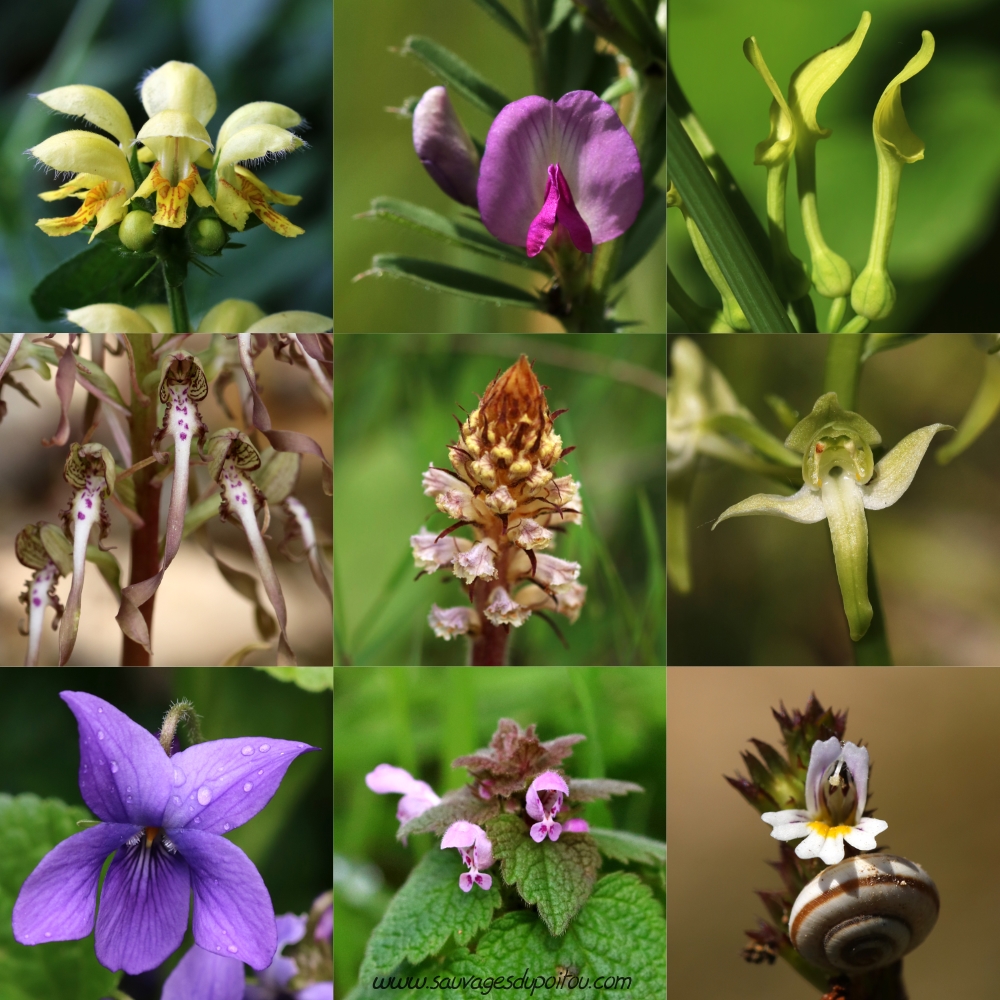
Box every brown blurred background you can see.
[0,335,331,665]
[668,667,1000,1000]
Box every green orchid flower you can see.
[713,392,951,641]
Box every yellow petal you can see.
[66,304,156,332]
[789,12,871,139]
[214,177,252,230]
[234,165,301,206]
[245,312,333,333]
[191,170,215,209]
[37,173,106,201]
[137,110,213,151]
[215,102,302,153]
[36,84,136,147]
[237,175,305,238]
[36,181,110,236]
[873,30,935,163]
[198,299,266,333]
[137,145,156,163]
[137,163,200,228]
[30,130,134,196]
[217,124,303,172]
[137,305,174,333]
[743,36,795,166]
[195,148,215,169]
[89,189,130,242]
[140,61,217,126]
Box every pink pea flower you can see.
[477,91,643,258]
[526,770,589,842]
[365,764,441,827]
[441,821,494,892]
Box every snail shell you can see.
[788,855,939,973]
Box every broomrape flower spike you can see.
[851,31,935,322]
[12,691,319,975]
[713,392,951,641]
[441,821,494,892]
[761,737,887,866]
[412,355,585,665]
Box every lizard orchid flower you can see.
[15,522,71,667]
[477,91,643,257]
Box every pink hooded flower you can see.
[525,770,569,842]
[441,821,494,892]
[364,764,441,825]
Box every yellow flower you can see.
[65,300,332,333]
[29,85,137,240]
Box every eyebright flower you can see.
[412,86,480,208]
[477,91,643,257]
[760,737,887,866]
[12,691,318,974]
[441,821,494,892]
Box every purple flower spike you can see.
[441,820,494,892]
[413,86,480,208]
[525,770,569,842]
[12,691,319,975]
[477,90,643,257]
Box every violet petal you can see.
[94,835,191,974]
[163,737,318,834]
[297,985,335,1000]
[477,90,643,252]
[170,828,277,970]
[61,690,172,825]
[12,822,134,945]
[162,944,245,1000]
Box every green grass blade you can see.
[629,489,664,665]
[354,255,540,309]
[351,544,419,655]
[356,197,546,271]
[667,103,793,332]
[400,35,511,116]
[334,547,352,665]
[466,0,529,43]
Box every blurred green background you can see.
[334,665,666,997]
[0,666,332,1000]
[668,333,1000,665]
[334,333,666,666]
[670,667,1000,1000]
[334,0,666,332]
[669,0,1000,332]
[0,0,331,330]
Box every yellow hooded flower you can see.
[131,61,217,228]
[29,85,137,240]
[66,300,332,333]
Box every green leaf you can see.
[400,36,510,116]
[358,846,501,979]
[85,545,121,601]
[704,414,802,467]
[181,495,222,541]
[253,667,333,692]
[586,828,665,867]
[357,198,546,271]
[667,102,793,332]
[0,793,121,1000]
[860,333,927,364]
[74,356,127,412]
[486,814,601,935]
[616,185,665,281]
[547,0,576,32]
[30,243,165,323]
[355,255,539,309]
[466,0,528,43]
[602,0,665,60]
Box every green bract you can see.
[713,392,951,642]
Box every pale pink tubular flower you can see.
[526,770,574,842]
[477,91,643,258]
[441,821,494,892]
[365,764,441,836]
[428,604,480,640]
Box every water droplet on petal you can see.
[197,787,212,805]
[259,744,270,752]
[227,944,238,953]
[126,795,132,803]
[243,782,253,792]
[97,731,104,740]
[241,745,254,756]
[223,823,231,831]
[172,796,180,805]
[98,707,103,713]
[110,761,119,773]
[194,816,201,823]
[173,768,185,786]
[126,786,131,792]
[44,932,51,938]
[216,946,221,951]
[257,769,263,775]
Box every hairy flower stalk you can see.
[15,522,71,667]
[413,355,585,665]
[58,444,115,666]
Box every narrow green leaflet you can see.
[616,185,666,281]
[400,36,510,116]
[586,828,665,867]
[358,847,501,979]
[85,545,121,601]
[355,255,540,309]
[357,198,546,271]
[704,414,802,467]
[466,0,529,43]
[860,333,927,364]
[0,793,121,1000]
[486,814,601,935]
[254,667,333,691]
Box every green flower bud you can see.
[192,217,226,255]
[118,210,156,252]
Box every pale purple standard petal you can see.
[162,944,245,1000]
[170,828,277,970]
[95,836,191,974]
[12,822,134,945]
[60,690,173,826]
[478,91,643,254]
[162,737,319,834]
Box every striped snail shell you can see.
[788,855,939,973]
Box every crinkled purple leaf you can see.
[162,944,245,1000]
[170,828,278,970]
[61,691,173,825]
[162,737,318,834]
[12,821,134,945]
[94,836,191,974]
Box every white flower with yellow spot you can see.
[761,737,888,866]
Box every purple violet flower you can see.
[12,691,318,975]
[365,763,441,825]
[441,821,494,892]
[477,90,643,257]
[413,86,480,208]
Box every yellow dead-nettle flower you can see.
[64,301,332,334]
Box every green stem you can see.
[854,549,892,665]
[165,278,192,334]
[521,0,548,97]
